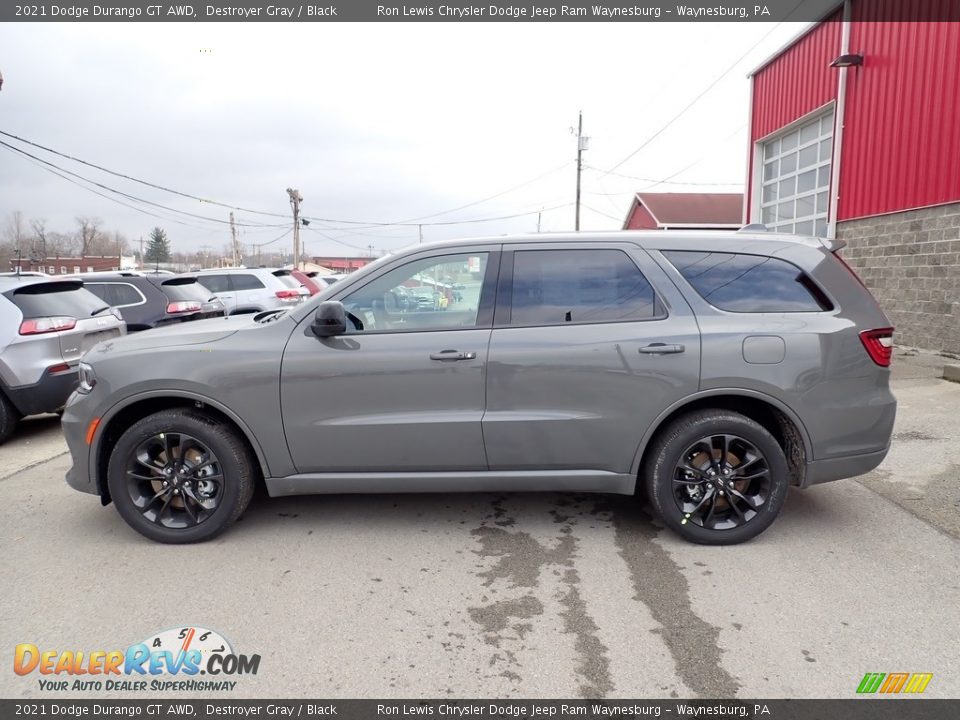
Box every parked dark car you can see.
[75,273,225,331]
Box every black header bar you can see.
[4,0,960,23]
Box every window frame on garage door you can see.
[756,107,835,238]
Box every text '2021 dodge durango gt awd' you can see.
[62,231,896,545]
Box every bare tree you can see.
[75,216,103,256]
[29,217,48,259]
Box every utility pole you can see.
[418,224,423,245]
[286,188,303,269]
[229,212,240,267]
[574,110,589,231]
[537,210,542,232]
[139,236,144,270]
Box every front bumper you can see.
[62,390,99,496]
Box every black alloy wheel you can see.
[107,410,256,543]
[671,434,771,531]
[124,431,224,529]
[645,410,789,545]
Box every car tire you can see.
[645,410,789,545]
[0,392,20,444]
[107,409,257,544]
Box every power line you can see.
[0,128,290,221]
[0,142,230,233]
[584,166,742,187]
[0,128,575,231]
[600,21,786,176]
[0,140,288,229]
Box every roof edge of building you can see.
[746,2,844,78]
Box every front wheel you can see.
[106,410,256,543]
[645,410,789,545]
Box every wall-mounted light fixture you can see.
[830,53,864,68]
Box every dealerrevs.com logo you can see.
[13,626,260,693]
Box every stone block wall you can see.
[837,202,960,356]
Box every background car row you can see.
[0,267,344,443]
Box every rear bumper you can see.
[62,391,98,496]
[801,445,890,487]
[4,367,78,417]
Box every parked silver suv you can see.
[62,231,896,545]
[186,268,307,315]
[0,276,126,442]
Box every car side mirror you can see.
[310,301,347,338]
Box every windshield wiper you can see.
[90,306,113,316]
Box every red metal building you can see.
[622,192,743,231]
[744,0,960,354]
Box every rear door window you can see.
[7,282,107,318]
[662,251,832,312]
[196,275,231,294]
[231,274,266,291]
[508,249,663,326]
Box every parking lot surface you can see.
[1,352,958,699]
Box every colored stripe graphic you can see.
[903,673,933,694]
[880,673,909,693]
[857,673,886,693]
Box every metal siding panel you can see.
[839,0,960,219]
[747,12,842,218]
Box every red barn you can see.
[622,192,743,231]
[744,0,960,355]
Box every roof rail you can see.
[738,223,769,232]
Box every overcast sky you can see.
[0,21,805,259]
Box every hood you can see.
[84,314,252,358]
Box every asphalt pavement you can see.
[1,351,957,699]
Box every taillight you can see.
[275,290,301,302]
[47,363,71,374]
[166,301,202,314]
[19,317,77,335]
[859,328,894,367]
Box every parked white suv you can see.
[186,268,308,315]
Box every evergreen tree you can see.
[145,227,171,266]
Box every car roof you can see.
[407,229,834,253]
[0,275,78,291]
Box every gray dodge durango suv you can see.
[62,231,896,545]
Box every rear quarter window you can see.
[85,282,146,307]
[662,250,833,313]
[160,280,209,302]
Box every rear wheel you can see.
[645,410,789,545]
[106,410,256,543]
[0,393,20,444]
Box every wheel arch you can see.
[630,389,811,488]
[92,391,271,505]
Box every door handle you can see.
[429,350,477,361]
[639,343,685,355]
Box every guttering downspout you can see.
[744,73,755,224]
[828,0,853,239]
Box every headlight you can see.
[78,362,97,394]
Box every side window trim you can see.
[335,249,502,335]
[494,246,668,328]
[86,282,147,309]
